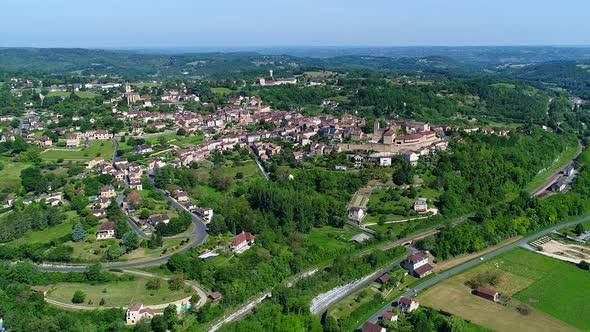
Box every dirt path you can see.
[433,236,522,272]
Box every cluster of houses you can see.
[66,130,111,148]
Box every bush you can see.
[72,290,86,303]
[146,278,162,290]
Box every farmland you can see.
[419,248,587,332]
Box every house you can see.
[195,207,214,223]
[335,165,348,171]
[475,287,499,302]
[230,231,255,253]
[96,221,116,240]
[100,185,116,199]
[40,136,52,147]
[292,151,303,161]
[348,207,365,221]
[377,273,390,284]
[176,191,189,202]
[552,181,566,192]
[404,252,433,278]
[129,178,143,191]
[208,292,223,301]
[126,303,155,325]
[413,198,428,213]
[563,165,575,176]
[87,157,104,169]
[46,197,61,206]
[382,311,399,322]
[149,214,170,226]
[398,296,419,313]
[361,322,386,332]
[132,144,153,154]
[66,134,80,147]
[0,317,4,332]
[403,151,420,166]
[379,157,392,166]
[91,209,106,218]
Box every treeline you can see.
[344,77,551,123]
[434,129,576,216]
[211,246,406,332]
[422,146,590,260]
[0,203,64,243]
[155,211,192,236]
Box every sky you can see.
[1,0,590,48]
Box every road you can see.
[36,140,208,272]
[362,214,590,327]
[311,246,417,316]
[252,152,271,180]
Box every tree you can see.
[71,290,86,304]
[71,222,88,242]
[123,231,140,251]
[151,315,168,332]
[139,208,151,220]
[105,243,125,260]
[163,304,179,329]
[168,273,185,291]
[148,232,163,249]
[575,223,585,236]
[86,263,102,282]
[146,278,161,290]
[20,167,47,193]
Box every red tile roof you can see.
[230,231,255,247]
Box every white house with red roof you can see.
[230,231,255,253]
[403,252,433,278]
[398,296,419,313]
[126,303,155,324]
[96,221,115,240]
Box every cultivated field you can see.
[419,248,587,332]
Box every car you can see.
[479,257,485,261]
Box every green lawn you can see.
[0,157,31,194]
[524,142,579,193]
[9,211,78,245]
[211,87,232,96]
[46,91,97,99]
[509,249,590,330]
[364,186,440,223]
[307,227,354,250]
[47,275,191,307]
[41,140,115,161]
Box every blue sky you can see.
[1,0,589,48]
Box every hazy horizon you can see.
[2,0,590,48]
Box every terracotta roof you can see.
[399,296,415,305]
[476,287,498,297]
[361,322,383,332]
[383,311,397,319]
[414,263,433,276]
[230,231,255,247]
[128,303,142,311]
[408,252,427,263]
[99,221,115,231]
[378,273,390,283]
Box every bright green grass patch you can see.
[524,142,579,193]
[75,91,98,98]
[0,157,31,193]
[506,249,590,330]
[41,140,115,161]
[490,82,516,89]
[211,87,232,96]
[307,227,353,250]
[47,275,191,307]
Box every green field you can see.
[512,250,590,330]
[47,275,191,307]
[211,87,232,96]
[307,226,355,250]
[8,211,78,245]
[420,248,588,332]
[41,140,115,161]
[364,186,440,223]
[0,157,31,194]
[46,91,98,99]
